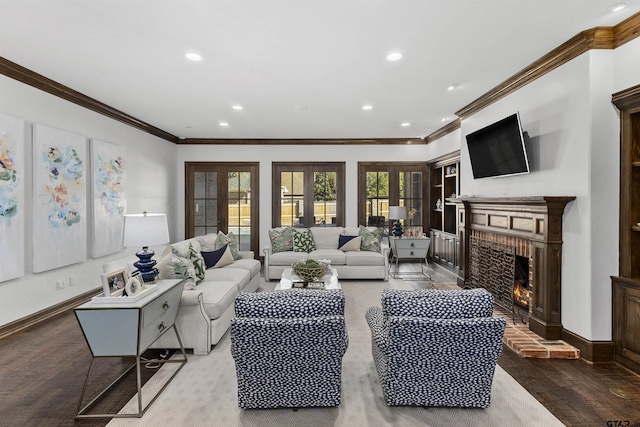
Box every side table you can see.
[74,278,187,418]
[389,236,432,279]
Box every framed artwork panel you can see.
[91,139,126,258]
[32,124,87,273]
[0,113,25,282]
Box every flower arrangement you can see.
[292,259,331,283]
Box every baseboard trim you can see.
[0,288,102,341]
[562,329,615,363]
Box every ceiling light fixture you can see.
[219,122,229,127]
[232,105,243,110]
[610,2,627,12]
[386,52,402,61]
[362,105,373,110]
[185,52,202,61]
[447,84,458,91]
[441,117,449,122]
[401,122,411,127]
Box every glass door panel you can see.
[281,171,305,227]
[314,171,337,226]
[227,171,252,251]
[193,171,218,237]
[365,171,389,226]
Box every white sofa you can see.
[150,233,261,355]
[263,226,389,282]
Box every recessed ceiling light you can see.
[447,84,459,91]
[219,122,229,127]
[386,52,402,61]
[362,105,373,110]
[294,105,309,110]
[185,52,202,61]
[232,105,243,110]
[610,2,627,12]
[178,136,186,140]
[441,117,449,122]
[401,122,411,127]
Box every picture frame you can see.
[101,268,128,297]
[404,226,424,238]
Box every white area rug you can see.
[108,278,564,427]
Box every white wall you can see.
[0,75,178,327]
[458,38,640,341]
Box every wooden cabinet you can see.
[612,277,640,374]
[612,84,640,374]
[429,156,460,272]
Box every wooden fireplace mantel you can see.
[451,196,575,340]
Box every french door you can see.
[185,162,259,255]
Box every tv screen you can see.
[466,112,530,179]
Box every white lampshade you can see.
[388,206,407,220]
[122,213,170,248]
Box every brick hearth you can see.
[495,307,580,359]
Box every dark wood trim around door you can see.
[185,162,259,256]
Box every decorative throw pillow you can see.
[165,254,197,289]
[171,240,192,259]
[338,235,361,252]
[201,245,235,269]
[188,243,206,284]
[293,229,316,252]
[215,231,241,260]
[359,225,384,253]
[197,233,218,252]
[268,227,294,253]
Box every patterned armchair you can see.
[365,288,506,408]
[230,289,349,409]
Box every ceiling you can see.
[1,0,639,141]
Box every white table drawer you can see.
[142,284,182,328]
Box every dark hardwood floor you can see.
[1,265,639,426]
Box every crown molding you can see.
[0,56,179,143]
[1,12,638,146]
[177,138,425,145]
[424,12,640,143]
[424,119,461,144]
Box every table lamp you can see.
[122,212,170,283]
[388,206,407,237]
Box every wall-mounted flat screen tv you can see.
[466,112,530,179]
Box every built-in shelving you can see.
[428,156,460,272]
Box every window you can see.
[273,163,345,228]
[358,162,428,232]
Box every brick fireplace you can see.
[451,196,575,340]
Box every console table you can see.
[389,236,431,279]
[74,279,187,418]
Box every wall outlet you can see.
[69,276,77,286]
[56,279,65,290]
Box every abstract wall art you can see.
[91,139,126,258]
[0,113,25,282]
[32,124,87,273]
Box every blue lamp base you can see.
[392,221,404,237]
[133,246,159,283]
